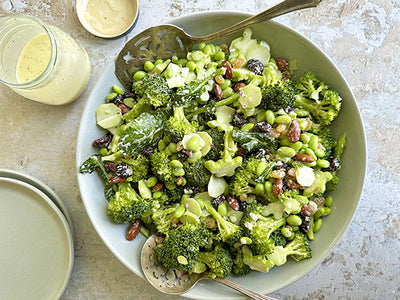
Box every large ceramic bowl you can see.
[76,11,367,299]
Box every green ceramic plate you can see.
[77,11,367,299]
[0,177,74,299]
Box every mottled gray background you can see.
[0,0,399,299]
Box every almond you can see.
[273,178,283,197]
[287,119,301,143]
[226,195,239,211]
[126,220,141,241]
[294,153,315,163]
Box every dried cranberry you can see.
[236,147,247,157]
[247,59,264,75]
[211,195,225,209]
[239,200,247,211]
[275,58,289,72]
[300,216,311,233]
[232,113,247,128]
[255,121,272,133]
[92,133,112,148]
[109,94,124,105]
[327,156,340,171]
[115,162,133,178]
[255,148,267,159]
[140,146,154,156]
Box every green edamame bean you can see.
[255,183,265,195]
[146,176,158,188]
[106,92,118,101]
[291,141,303,153]
[177,58,187,67]
[112,84,124,95]
[191,50,204,61]
[305,148,317,160]
[186,135,201,151]
[313,218,322,232]
[275,114,292,124]
[317,159,330,168]
[240,237,252,245]
[286,215,302,226]
[295,109,309,117]
[313,208,324,219]
[187,150,202,163]
[144,61,154,72]
[203,45,213,56]
[264,181,272,193]
[172,168,185,177]
[165,182,176,190]
[154,59,163,66]
[158,139,167,151]
[170,160,183,168]
[171,56,179,63]
[186,61,196,72]
[325,195,333,207]
[256,110,267,122]
[241,123,254,131]
[165,67,174,79]
[153,191,163,199]
[265,110,275,125]
[164,148,173,156]
[297,119,309,131]
[295,195,309,205]
[219,79,231,90]
[279,136,290,146]
[173,205,186,218]
[215,67,225,76]
[197,42,206,51]
[309,135,319,150]
[323,207,331,216]
[314,147,326,158]
[168,142,178,154]
[300,133,311,144]
[214,51,226,61]
[99,147,108,155]
[281,226,294,239]
[133,70,146,81]
[222,87,233,98]
[123,97,135,108]
[256,161,268,177]
[288,111,297,120]
[218,202,227,217]
[278,146,296,158]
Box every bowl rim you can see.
[76,10,367,298]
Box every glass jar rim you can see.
[0,15,58,88]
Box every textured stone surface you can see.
[1,0,400,299]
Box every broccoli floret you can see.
[155,223,209,272]
[204,128,243,177]
[309,125,336,158]
[149,151,176,186]
[132,73,173,108]
[267,232,311,266]
[270,231,288,247]
[183,158,211,188]
[205,128,225,161]
[325,173,339,192]
[151,205,177,234]
[242,245,274,273]
[165,185,186,203]
[107,182,151,223]
[231,247,251,276]
[294,72,341,126]
[260,80,296,111]
[277,191,302,215]
[119,154,149,183]
[241,202,286,255]
[197,244,233,278]
[204,199,243,245]
[165,106,199,143]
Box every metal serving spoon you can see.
[115,0,321,89]
[141,234,277,300]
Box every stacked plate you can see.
[0,169,74,299]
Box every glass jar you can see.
[0,15,91,105]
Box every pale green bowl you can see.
[77,11,367,299]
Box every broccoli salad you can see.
[80,28,346,279]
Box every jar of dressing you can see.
[0,15,91,105]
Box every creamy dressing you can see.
[83,0,137,36]
[17,34,51,83]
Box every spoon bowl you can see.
[141,234,277,300]
[115,0,321,89]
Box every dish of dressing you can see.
[77,0,139,38]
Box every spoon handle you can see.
[213,277,278,300]
[194,0,321,42]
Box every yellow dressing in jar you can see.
[83,0,137,37]
[17,34,51,83]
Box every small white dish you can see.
[76,0,139,38]
[0,177,74,299]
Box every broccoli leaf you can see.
[232,128,278,152]
[117,112,165,157]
